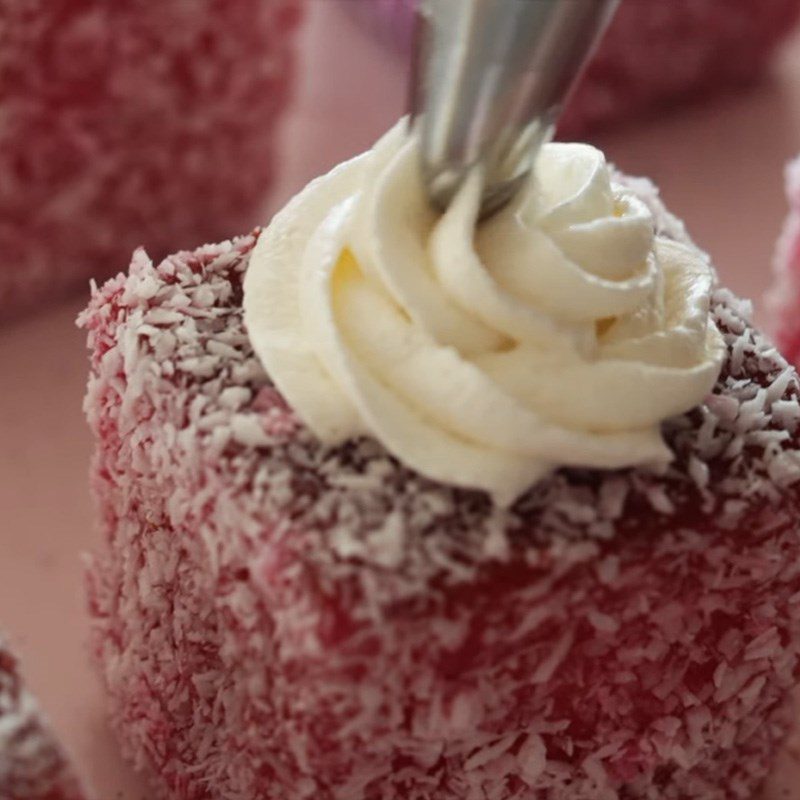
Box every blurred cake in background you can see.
[0,0,303,323]
[0,636,86,800]
[351,0,800,136]
[767,157,800,366]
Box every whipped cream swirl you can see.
[244,121,725,506]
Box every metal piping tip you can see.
[410,0,620,219]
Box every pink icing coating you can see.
[80,174,800,799]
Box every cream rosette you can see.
[245,122,725,506]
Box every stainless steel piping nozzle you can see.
[410,0,620,218]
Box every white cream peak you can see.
[244,121,726,506]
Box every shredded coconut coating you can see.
[81,176,800,800]
[351,0,800,136]
[0,0,302,322]
[0,638,86,800]
[767,156,800,368]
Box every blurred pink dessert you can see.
[768,157,800,366]
[351,0,800,136]
[0,637,86,800]
[0,0,302,323]
[81,127,800,799]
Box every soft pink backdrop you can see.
[2,2,800,796]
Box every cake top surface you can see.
[81,171,800,605]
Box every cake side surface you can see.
[81,182,800,798]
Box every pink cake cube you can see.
[561,0,800,136]
[350,0,800,136]
[0,0,302,323]
[768,157,800,368]
[80,171,800,799]
[0,637,86,800]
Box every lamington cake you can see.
[768,156,800,369]
[0,637,86,800]
[351,0,800,136]
[0,0,302,322]
[82,124,800,799]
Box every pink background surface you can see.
[2,2,800,796]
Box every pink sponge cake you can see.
[562,0,800,136]
[82,127,800,799]
[0,0,302,323]
[768,157,800,368]
[0,637,86,800]
[352,0,800,136]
